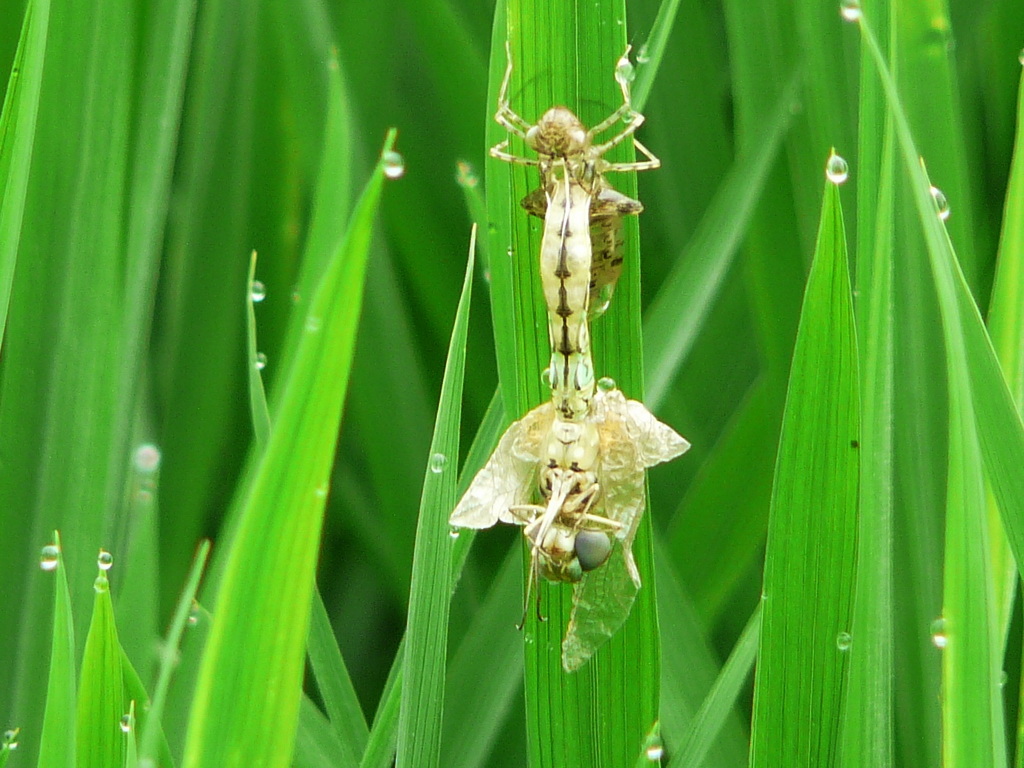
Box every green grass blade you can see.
[840,121,896,767]
[396,229,475,768]
[643,77,798,408]
[656,544,748,768]
[749,167,859,766]
[1,731,21,768]
[985,65,1024,639]
[123,702,137,768]
[0,0,49,346]
[633,721,663,767]
[120,649,173,768]
[670,605,760,768]
[181,131,397,768]
[36,532,76,768]
[858,14,1010,766]
[138,541,210,767]
[294,696,353,768]
[630,0,683,111]
[307,588,368,763]
[77,562,126,768]
[441,545,523,768]
[362,390,507,768]
[246,251,271,446]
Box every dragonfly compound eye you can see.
[575,530,613,572]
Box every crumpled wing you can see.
[561,541,638,672]
[449,403,554,529]
[561,389,690,670]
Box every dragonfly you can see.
[450,385,689,671]
[450,47,685,671]
[491,42,659,324]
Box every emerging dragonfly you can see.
[491,42,659,321]
[451,46,685,671]
[450,384,689,671]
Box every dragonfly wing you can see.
[622,395,691,467]
[561,542,639,672]
[449,403,552,528]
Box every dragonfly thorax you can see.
[544,419,599,470]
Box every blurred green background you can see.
[2,0,1024,765]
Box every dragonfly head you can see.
[527,107,589,158]
[575,530,613,572]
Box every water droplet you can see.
[615,56,635,88]
[1019,48,1024,66]
[506,246,514,259]
[456,161,478,188]
[449,527,461,539]
[133,443,162,473]
[314,482,329,500]
[646,743,664,761]
[597,376,617,392]
[382,150,405,179]
[94,574,109,593]
[255,352,268,371]
[120,714,132,733]
[826,153,849,184]
[636,43,651,64]
[840,0,862,21]
[188,599,200,626]
[97,550,114,570]
[430,453,447,473]
[3,729,19,749]
[929,185,950,220]
[305,316,322,333]
[40,544,60,571]
[931,617,948,648]
[1000,670,1009,688]
[836,631,852,651]
[250,280,267,302]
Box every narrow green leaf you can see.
[670,605,760,768]
[633,721,663,767]
[307,588,368,764]
[77,563,126,768]
[182,131,397,768]
[294,696,353,768]
[0,0,49,346]
[246,251,271,447]
[362,390,507,768]
[749,169,859,766]
[119,649,173,768]
[985,66,1024,640]
[859,16,1012,766]
[123,702,137,768]
[139,541,210,767]
[37,532,76,768]
[840,119,896,766]
[643,77,799,408]
[441,544,523,768]
[396,229,475,767]
[0,730,21,768]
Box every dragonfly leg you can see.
[490,141,540,166]
[603,138,661,173]
[495,41,533,139]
